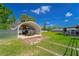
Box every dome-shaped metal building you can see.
[17,21,42,40]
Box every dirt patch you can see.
[18,34,45,45]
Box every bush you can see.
[0,24,10,30]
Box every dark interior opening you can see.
[19,24,36,36]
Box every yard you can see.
[0,30,79,56]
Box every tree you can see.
[7,16,16,25]
[51,25,61,29]
[0,4,12,23]
[42,20,47,30]
[0,4,16,29]
[46,26,52,31]
[20,14,29,22]
[20,14,36,22]
[29,16,36,22]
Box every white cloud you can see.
[41,6,51,14]
[65,12,72,17]
[31,8,40,14]
[65,19,69,22]
[31,6,51,14]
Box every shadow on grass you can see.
[63,37,79,56]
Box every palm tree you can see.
[20,14,36,22]
[20,14,29,22]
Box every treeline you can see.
[0,4,36,30]
[42,20,61,31]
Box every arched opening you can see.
[19,24,36,36]
[18,21,41,36]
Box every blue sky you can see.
[4,3,79,27]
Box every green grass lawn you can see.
[0,31,79,56]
